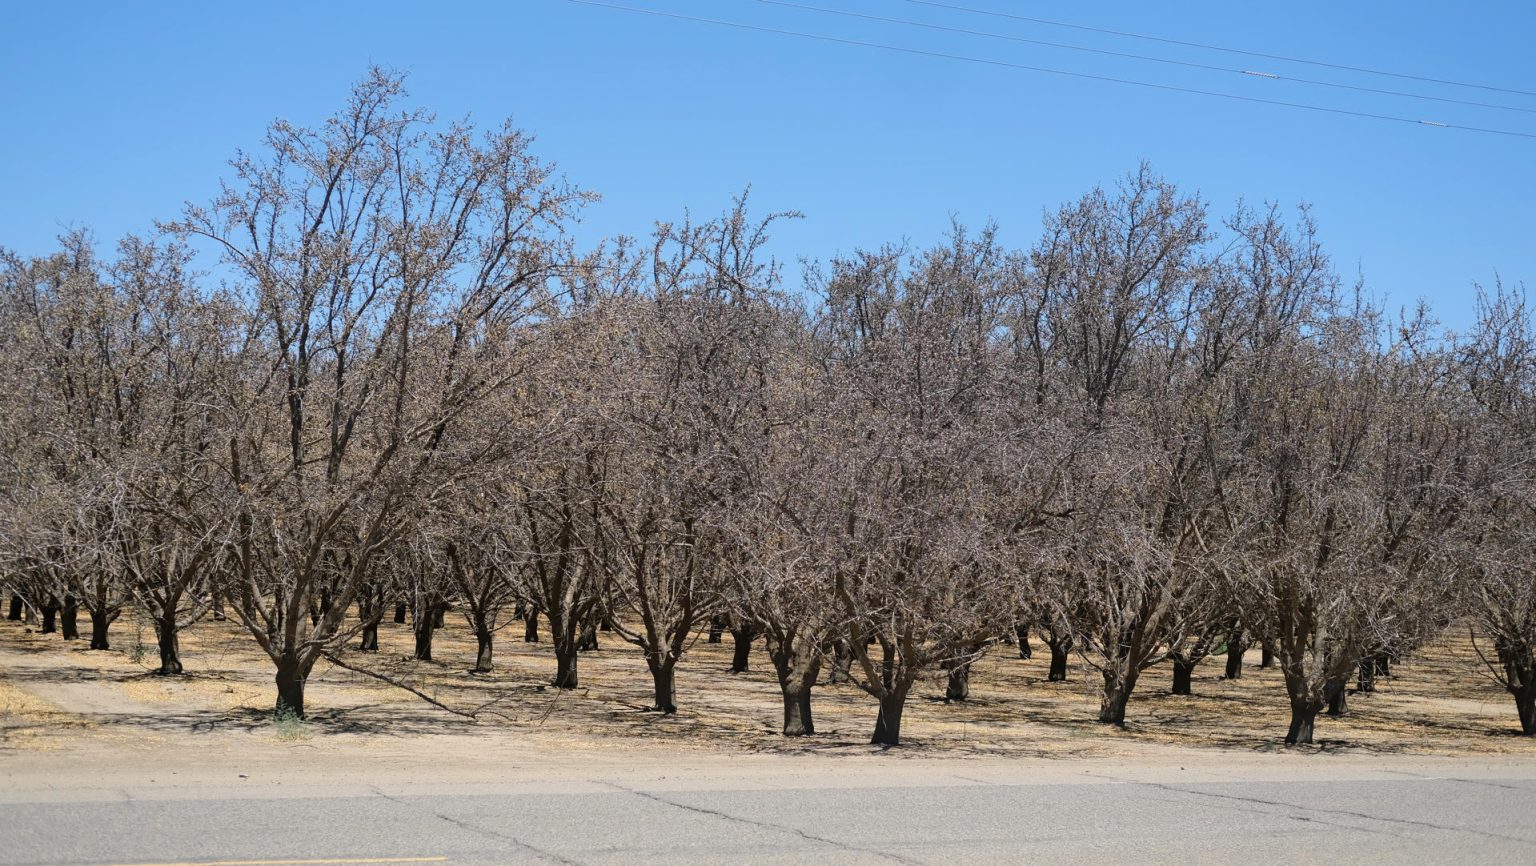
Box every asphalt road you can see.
[4,771,1536,865]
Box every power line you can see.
[755,0,1536,115]
[559,0,1536,141]
[904,0,1536,100]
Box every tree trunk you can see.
[649,661,677,714]
[1358,658,1377,693]
[707,614,725,644]
[40,598,58,634]
[1099,671,1133,725]
[414,608,436,662]
[473,628,494,673]
[60,596,79,640]
[155,616,183,675]
[578,620,598,652]
[1261,642,1275,668]
[554,639,579,689]
[1224,640,1245,680]
[781,681,816,736]
[6,594,21,621]
[1498,645,1536,735]
[828,641,851,684]
[945,662,971,702]
[394,603,407,624]
[355,597,379,651]
[1014,624,1032,659]
[211,593,226,622]
[433,605,445,629]
[729,626,754,674]
[1376,652,1392,677]
[1172,660,1194,695]
[89,611,111,650]
[1514,684,1536,736]
[523,609,539,643]
[1325,677,1348,716]
[359,620,379,652]
[770,635,821,736]
[870,687,910,746]
[1048,640,1070,682]
[1286,697,1322,745]
[275,656,306,719]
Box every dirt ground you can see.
[0,609,1531,766]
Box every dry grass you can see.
[1,610,1532,758]
[0,668,92,749]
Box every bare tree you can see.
[167,68,591,716]
[808,227,1021,745]
[1014,167,1219,725]
[1460,285,1536,734]
[1231,294,1461,744]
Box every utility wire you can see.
[560,0,1536,140]
[904,0,1536,100]
[756,0,1536,115]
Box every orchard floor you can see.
[5,616,1536,864]
[0,612,1532,761]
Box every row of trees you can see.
[3,71,1533,746]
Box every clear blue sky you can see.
[3,1,1532,330]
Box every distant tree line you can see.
[3,70,1533,746]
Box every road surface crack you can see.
[1087,773,1536,846]
[369,786,583,865]
[1377,768,1536,793]
[601,781,926,865]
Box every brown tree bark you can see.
[827,641,852,684]
[945,662,971,702]
[1047,634,1072,681]
[84,583,119,650]
[1099,670,1136,724]
[768,631,821,736]
[649,659,677,714]
[870,685,911,746]
[355,596,381,652]
[1014,624,1032,660]
[1224,639,1245,680]
[60,595,79,640]
[89,612,111,650]
[155,613,184,675]
[274,654,308,719]
[1287,696,1323,744]
[1325,676,1348,716]
[553,638,580,688]
[729,624,754,674]
[1357,658,1378,693]
[1497,644,1536,736]
[1516,685,1536,736]
[1172,660,1194,695]
[413,604,438,662]
[473,628,495,673]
